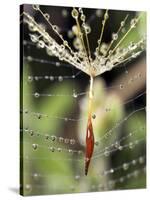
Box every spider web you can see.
[20,4,146,196]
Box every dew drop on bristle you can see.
[71,8,79,19]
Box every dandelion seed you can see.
[23,5,146,177]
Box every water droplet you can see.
[58,137,64,143]
[78,150,82,155]
[37,113,42,119]
[58,76,63,82]
[129,42,137,51]
[55,62,60,67]
[96,10,102,17]
[92,114,96,119]
[104,149,110,157]
[129,132,133,137]
[118,145,123,151]
[32,144,38,150]
[64,118,68,122]
[133,170,139,177]
[60,44,65,50]
[28,76,33,82]
[46,47,53,56]
[23,40,27,45]
[68,149,73,153]
[112,33,118,40]
[51,135,56,141]
[24,109,28,115]
[32,5,40,10]
[34,92,40,98]
[30,130,34,136]
[127,174,131,179]
[45,135,49,140]
[44,13,50,20]
[57,148,62,152]
[50,76,54,81]
[67,30,74,38]
[62,9,68,17]
[121,21,125,27]
[105,108,111,112]
[78,7,83,13]
[103,170,108,176]
[132,159,137,165]
[64,138,69,144]
[110,168,114,173]
[130,18,137,28]
[84,24,91,34]
[114,142,120,149]
[49,147,55,152]
[33,173,39,180]
[120,84,124,89]
[44,76,49,80]
[132,52,140,58]
[70,139,75,145]
[129,142,134,149]
[123,163,129,170]
[80,14,85,21]
[30,34,38,43]
[28,22,36,32]
[34,76,39,81]
[119,177,124,183]
[37,40,45,48]
[139,156,145,164]
[104,12,109,20]
[121,27,126,34]
[71,8,79,19]
[25,184,32,192]
[63,40,68,46]
[27,56,33,62]
[73,91,78,98]
[24,127,29,132]
[75,175,80,180]
[52,25,59,32]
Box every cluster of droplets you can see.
[101,155,145,176]
[27,75,65,82]
[24,166,145,193]
[22,127,77,145]
[23,5,146,78]
[22,106,146,146]
[95,167,146,191]
[22,126,145,160]
[26,155,145,180]
[31,143,82,155]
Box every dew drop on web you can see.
[32,144,38,150]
